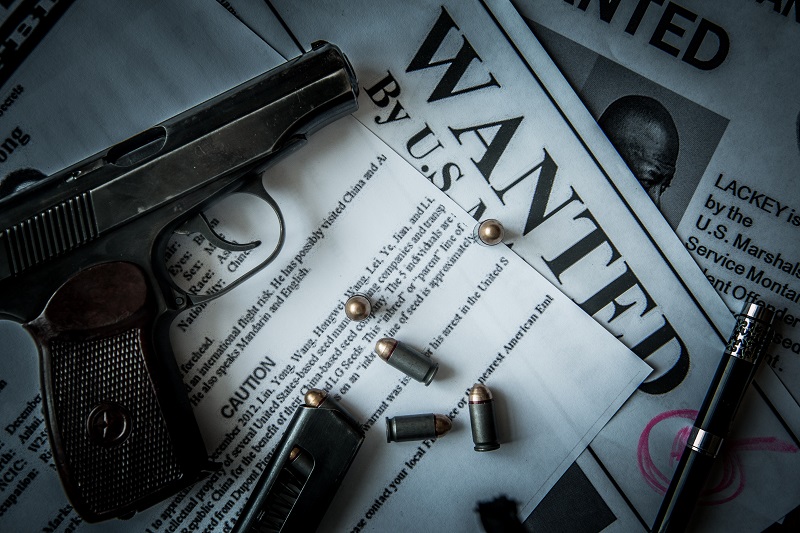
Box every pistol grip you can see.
[26,262,214,522]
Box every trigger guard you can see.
[183,182,285,306]
[177,213,259,253]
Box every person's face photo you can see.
[599,95,679,208]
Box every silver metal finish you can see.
[375,338,438,385]
[686,427,724,458]
[726,303,775,363]
[386,413,451,443]
[469,384,500,452]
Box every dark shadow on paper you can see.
[522,462,616,533]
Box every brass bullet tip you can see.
[475,219,504,246]
[345,294,372,321]
[304,388,327,408]
[375,337,397,361]
[469,383,493,403]
[433,414,453,437]
[289,446,301,462]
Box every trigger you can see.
[175,213,260,252]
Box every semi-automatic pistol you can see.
[0,42,359,522]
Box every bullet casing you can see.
[386,413,452,443]
[375,337,438,385]
[286,446,314,480]
[469,384,500,452]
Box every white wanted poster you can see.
[174,118,650,531]
[0,117,651,531]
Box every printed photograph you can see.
[528,22,729,230]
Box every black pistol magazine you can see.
[232,389,365,533]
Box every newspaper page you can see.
[210,0,299,60]
[0,0,76,87]
[0,113,651,530]
[513,0,800,410]
[248,0,800,530]
[509,0,800,528]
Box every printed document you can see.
[0,115,650,530]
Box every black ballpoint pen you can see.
[652,302,775,532]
